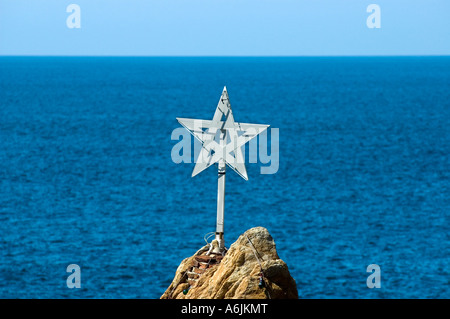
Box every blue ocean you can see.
[0,57,449,299]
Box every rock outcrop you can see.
[161,227,298,299]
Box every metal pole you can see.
[215,159,226,252]
[214,129,226,253]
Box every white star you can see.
[177,87,269,180]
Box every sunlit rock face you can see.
[161,227,298,299]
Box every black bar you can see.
[0,299,444,317]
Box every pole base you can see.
[211,232,226,255]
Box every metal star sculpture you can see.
[176,87,269,254]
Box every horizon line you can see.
[1,54,449,58]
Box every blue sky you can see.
[0,0,449,56]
